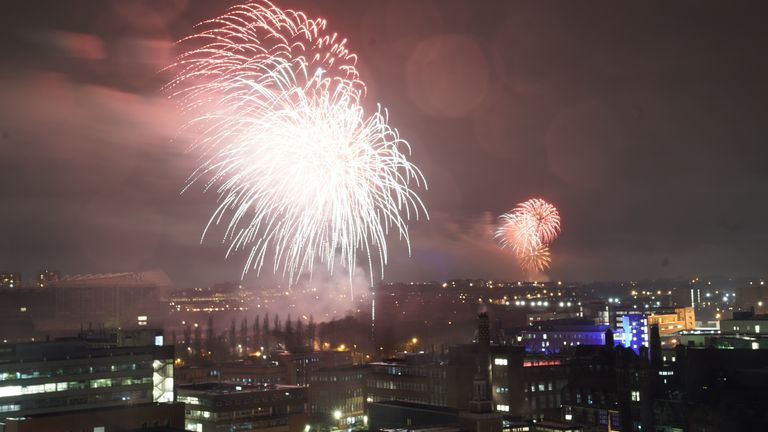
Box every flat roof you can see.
[177,382,301,395]
[370,400,459,415]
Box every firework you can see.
[496,198,561,274]
[167,1,427,283]
[518,243,552,273]
[516,198,561,244]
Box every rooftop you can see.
[177,382,301,395]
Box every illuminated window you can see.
[631,390,640,402]
[494,358,508,366]
[0,404,20,413]
[496,404,510,412]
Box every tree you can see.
[205,316,215,357]
[308,315,317,349]
[193,323,202,358]
[229,318,237,355]
[240,317,249,352]
[263,313,271,350]
[253,314,261,350]
[295,318,304,349]
[284,314,294,349]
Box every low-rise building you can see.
[0,329,178,431]
[177,382,307,432]
[307,365,369,427]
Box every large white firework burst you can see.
[166,1,427,283]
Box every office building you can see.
[277,349,353,386]
[366,349,475,409]
[0,402,185,432]
[307,365,369,427]
[0,329,177,430]
[177,382,307,432]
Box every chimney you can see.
[605,327,615,348]
[649,324,662,368]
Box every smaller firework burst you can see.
[496,198,561,275]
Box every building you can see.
[560,326,663,432]
[307,365,369,427]
[0,402,185,432]
[654,345,768,431]
[0,273,21,289]
[646,307,695,336]
[719,310,768,335]
[460,313,503,432]
[277,349,353,386]
[369,314,502,432]
[368,400,460,431]
[610,307,694,339]
[366,351,475,409]
[621,314,649,354]
[36,270,60,288]
[216,359,285,385]
[532,421,583,432]
[176,382,307,432]
[175,359,285,385]
[0,285,52,341]
[519,319,614,355]
[0,329,176,430]
[49,271,171,329]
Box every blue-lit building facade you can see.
[520,320,624,355]
[621,315,649,355]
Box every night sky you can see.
[1,1,768,287]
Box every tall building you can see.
[177,382,307,432]
[489,344,568,421]
[0,329,178,430]
[460,313,503,432]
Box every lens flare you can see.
[496,198,561,274]
[166,1,427,283]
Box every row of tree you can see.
[175,313,318,362]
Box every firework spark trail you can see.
[495,198,561,274]
[166,1,427,284]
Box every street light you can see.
[333,410,342,421]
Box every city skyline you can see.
[2,0,768,287]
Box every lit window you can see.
[496,404,510,412]
[631,390,640,402]
[494,358,508,366]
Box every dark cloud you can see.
[1,0,768,286]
